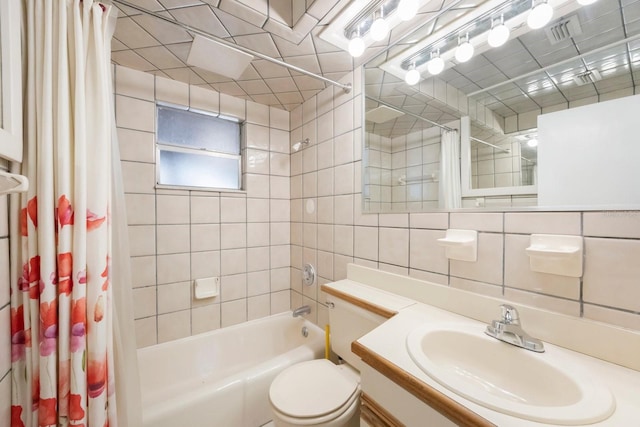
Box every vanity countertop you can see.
[353,301,640,427]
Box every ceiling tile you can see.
[169,5,231,38]
[310,26,343,54]
[212,81,248,96]
[237,79,272,95]
[282,55,322,75]
[276,91,305,104]
[237,64,262,80]
[112,38,129,51]
[136,45,185,69]
[165,42,193,62]
[218,0,268,28]
[112,49,157,71]
[132,13,192,45]
[253,59,293,78]
[292,75,327,91]
[158,0,205,8]
[113,0,165,17]
[269,0,292,27]
[213,7,264,36]
[113,17,161,49]
[192,67,234,83]
[265,76,297,92]
[317,51,353,74]
[163,67,207,85]
[272,34,317,58]
[250,93,283,107]
[233,33,281,58]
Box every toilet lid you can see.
[270,359,359,419]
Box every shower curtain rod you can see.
[469,136,510,153]
[109,0,352,93]
[365,95,456,132]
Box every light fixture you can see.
[576,0,598,5]
[427,50,444,75]
[488,15,510,47]
[370,8,389,41]
[348,28,365,57]
[527,0,553,29]
[454,33,474,63]
[398,0,419,21]
[292,138,310,152]
[527,138,538,147]
[405,63,420,85]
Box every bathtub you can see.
[138,312,325,427]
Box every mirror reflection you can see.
[363,0,640,212]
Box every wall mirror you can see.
[363,0,640,212]
[0,0,23,163]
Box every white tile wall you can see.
[0,191,10,425]
[115,65,291,347]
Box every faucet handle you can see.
[500,304,520,325]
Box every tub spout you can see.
[292,305,311,317]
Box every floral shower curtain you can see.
[10,1,119,426]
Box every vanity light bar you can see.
[343,0,402,41]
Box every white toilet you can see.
[268,297,388,427]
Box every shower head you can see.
[292,138,310,152]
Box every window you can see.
[156,104,242,190]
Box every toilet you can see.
[268,296,389,427]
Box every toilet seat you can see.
[269,359,360,425]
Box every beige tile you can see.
[334,195,354,225]
[334,225,354,256]
[504,212,581,235]
[247,222,270,247]
[409,212,448,229]
[271,267,290,292]
[133,286,156,319]
[115,65,155,100]
[190,85,219,114]
[248,270,270,296]
[583,237,640,312]
[128,225,156,256]
[317,168,334,200]
[317,111,334,144]
[290,175,303,199]
[354,194,378,227]
[317,196,333,224]
[270,175,290,199]
[583,304,640,331]
[191,224,220,252]
[318,250,334,281]
[379,213,409,228]
[303,172,317,198]
[246,101,269,126]
[450,277,503,297]
[122,161,155,194]
[245,124,270,150]
[379,227,409,267]
[270,128,290,154]
[245,173,270,198]
[290,104,302,129]
[302,143,317,173]
[290,150,303,176]
[317,224,334,252]
[115,95,155,132]
[271,245,290,269]
[271,222,290,245]
[191,251,220,279]
[304,198,317,223]
[247,247,270,272]
[221,273,247,302]
[191,196,220,224]
[409,229,448,275]
[156,76,189,105]
[303,223,317,249]
[118,128,155,163]
[333,99,353,136]
[379,263,408,276]
[191,304,221,335]
[221,197,247,223]
[291,199,303,223]
[247,198,270,222]
[334,131,354,166]
[504,234,580,299]
[334,254,353,281]
[270,106,289,131]
[450,233,503,286]
[408,269,448,285]
[220,92,246,121]
[221,248,247,275]
[221,223,247,249]
[503,288,580,316]
[334,163,354,195]
[354,226,378,261]
[0,308,8,372]
[157,253,190,284]
[303,97,316,124]
[450,212,503,232]
[245,149,270,174]
[124,195,155,226]
[158,310,191,343]
[157,225,190,254]
[158,282,191,314]
[157,195,190,224]
[583,211,640,238]
[317,139,334,170]
[271,290,291,314]
[135,317,157,348]
[270,199,290,222]
[248,294,271,320]
[221,299,247,327]
[130,256,156,288]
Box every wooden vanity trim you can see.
[352,341,496,427]
[320,284,397,319]
[361,392,405,427]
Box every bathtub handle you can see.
[326,301,335,309]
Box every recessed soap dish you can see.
[526,234,583,277]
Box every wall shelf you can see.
[526,234,583,277]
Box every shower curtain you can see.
[439,129,462,209]
[10,1,141,426]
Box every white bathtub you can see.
[138,312,325,427]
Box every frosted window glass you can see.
[158,150,240,190]
[157,105,240,154]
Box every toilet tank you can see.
[328,297,388,372]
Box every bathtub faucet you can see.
[292,305,311,317]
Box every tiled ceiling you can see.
[365,0,640,138]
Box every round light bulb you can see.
[455,41,474,63]
[427,56,444,75]
[488,23,510,47]
[398,0,419,21]
[577,0,597,5]
[527,138,538,147]
[527,2,553,29]
[405,68,420,85]
[348,37,365,57]
[370,17,389,41]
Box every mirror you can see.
[0,0,22,162]
[363,0,640,212]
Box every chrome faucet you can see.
[292,305,311,317]
[485,304,545,353]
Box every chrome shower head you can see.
[292,138,310,152]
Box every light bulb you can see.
[348,36,365,57]
[488,22,510,47]
[405,68,420,85]
[527,138,538,147]
[577,0,597,5]
[370,17,389,41]
[398,0,419,21]
[455,40,474,63]
[427,56,444,75]
[527,1,553,29]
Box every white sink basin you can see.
[406,323,615,425]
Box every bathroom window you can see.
[156,104,242,190]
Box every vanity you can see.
[321,264,640,427]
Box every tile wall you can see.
[114,65,292,348]
[0,160,11,424]
[292,68,640,333]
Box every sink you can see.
[406,323,615,425]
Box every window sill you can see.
[155,184,246,194]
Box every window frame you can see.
[155,103,244,192]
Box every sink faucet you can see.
[292,305,311,317]
[485,304,545,353]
